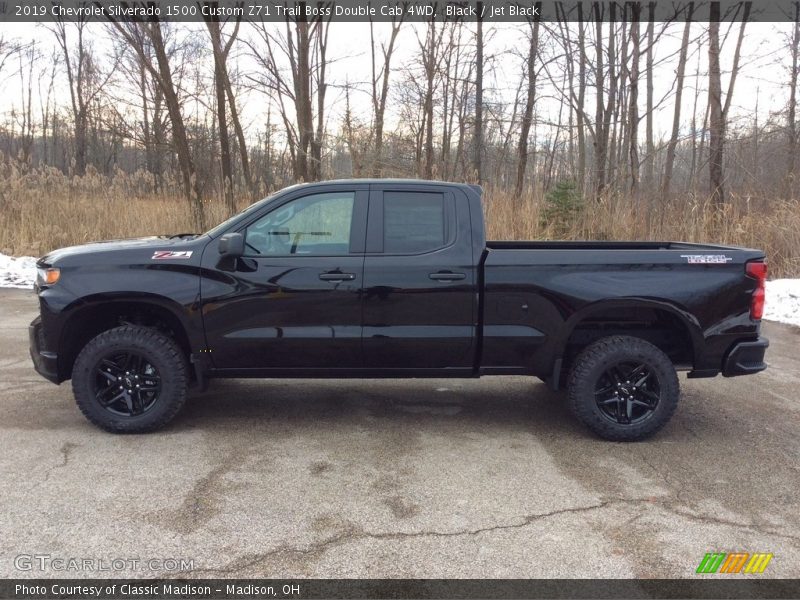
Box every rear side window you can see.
[383,192,448,254]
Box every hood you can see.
[39,235,200,266]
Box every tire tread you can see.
[71,325,188,433]
[566,335,679,441]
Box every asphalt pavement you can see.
[1,288,799,579]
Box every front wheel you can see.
[567,336,679,441]
[71,325,188,433]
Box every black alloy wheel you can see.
[567,335,680,441]
[72,325,188,433]
[93,351,162,417]
[594,360,661,425]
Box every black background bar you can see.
[0,1,795,23]
[3,578,800,599]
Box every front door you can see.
[201,187,368,371]
[361,185,478,371]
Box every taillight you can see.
[746,261,767,320]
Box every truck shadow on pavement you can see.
[173,378,580,436]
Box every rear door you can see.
[362,184,477,371]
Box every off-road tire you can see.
[72,325,188,433]
[567,335,680,441]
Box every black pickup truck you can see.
[30,179,769,440]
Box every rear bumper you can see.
[722,336,769,377]
[29,316,60,384]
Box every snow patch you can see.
[764,279,800,327]
[0,253,36,289]
[0,251,799,327]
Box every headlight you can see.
[36,267,60,286]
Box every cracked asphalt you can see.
[1,287,799,579]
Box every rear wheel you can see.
[72,325,188,433]
[567,336,679,441]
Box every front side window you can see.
[244,192,355,256]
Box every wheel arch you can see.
[58,294,194,381]
[552,298,703,385]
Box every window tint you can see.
[245,192,355,256]
[383,192,446,254]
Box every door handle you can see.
[319,272,356,281]
[428,271,466,281]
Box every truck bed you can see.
[486,240,750,251]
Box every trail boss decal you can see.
[152,250,193,260]
[680,254,733,264]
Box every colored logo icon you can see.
[696,552,773,574]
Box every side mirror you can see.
[218,232,245,258]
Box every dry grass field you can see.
[1,164,798,277]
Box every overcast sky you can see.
[0,20,789,145]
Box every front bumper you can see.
[722,336,769,377]
[29,316,60,384]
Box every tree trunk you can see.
[224,81,253,193]
[577,4,586,193]
[514,11,541,197]
[206,19,235,215]
[295,18,312,182]
[422,20,438,179]
[148,23,206,229]
[593,6,605,197]
[53,23,89,176]
[689,38,702,186]
[662,6,692,200]
[213,18,253,194]
[788,2,800,198]
[708,2,725,206]
[74,110,87,176]
[310,20,328,181]
[709,1,750,206]
[369,19,401,178]
[629,7,640,196]
[473,4,484,183]
[603,6,617,193]
[644,2,655,189]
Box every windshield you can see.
[204,192,280,238]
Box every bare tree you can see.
[416,19,446,179]
[52,21,116,175]
[15,42,37,164]
[515,9,541,197]
[628,4,641,196]
[643,2,655,189]
[249,11,331,182]
[0,35,20,77]
[787,2,800,198]
[708,3,725,205]
[208,19,253,194]
[109,21,206,229]
[576,6,587,192]
[473,3,484,182]
[369,18,402,177]
[662,4,694,200]
[204,14,244,213]
[593,3,618,198]
[708,1,750,206]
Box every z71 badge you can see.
[680,254,733,264]
[152,250,193,260]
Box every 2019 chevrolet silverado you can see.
[30,180,769,440]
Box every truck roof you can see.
[282,178,483,196]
